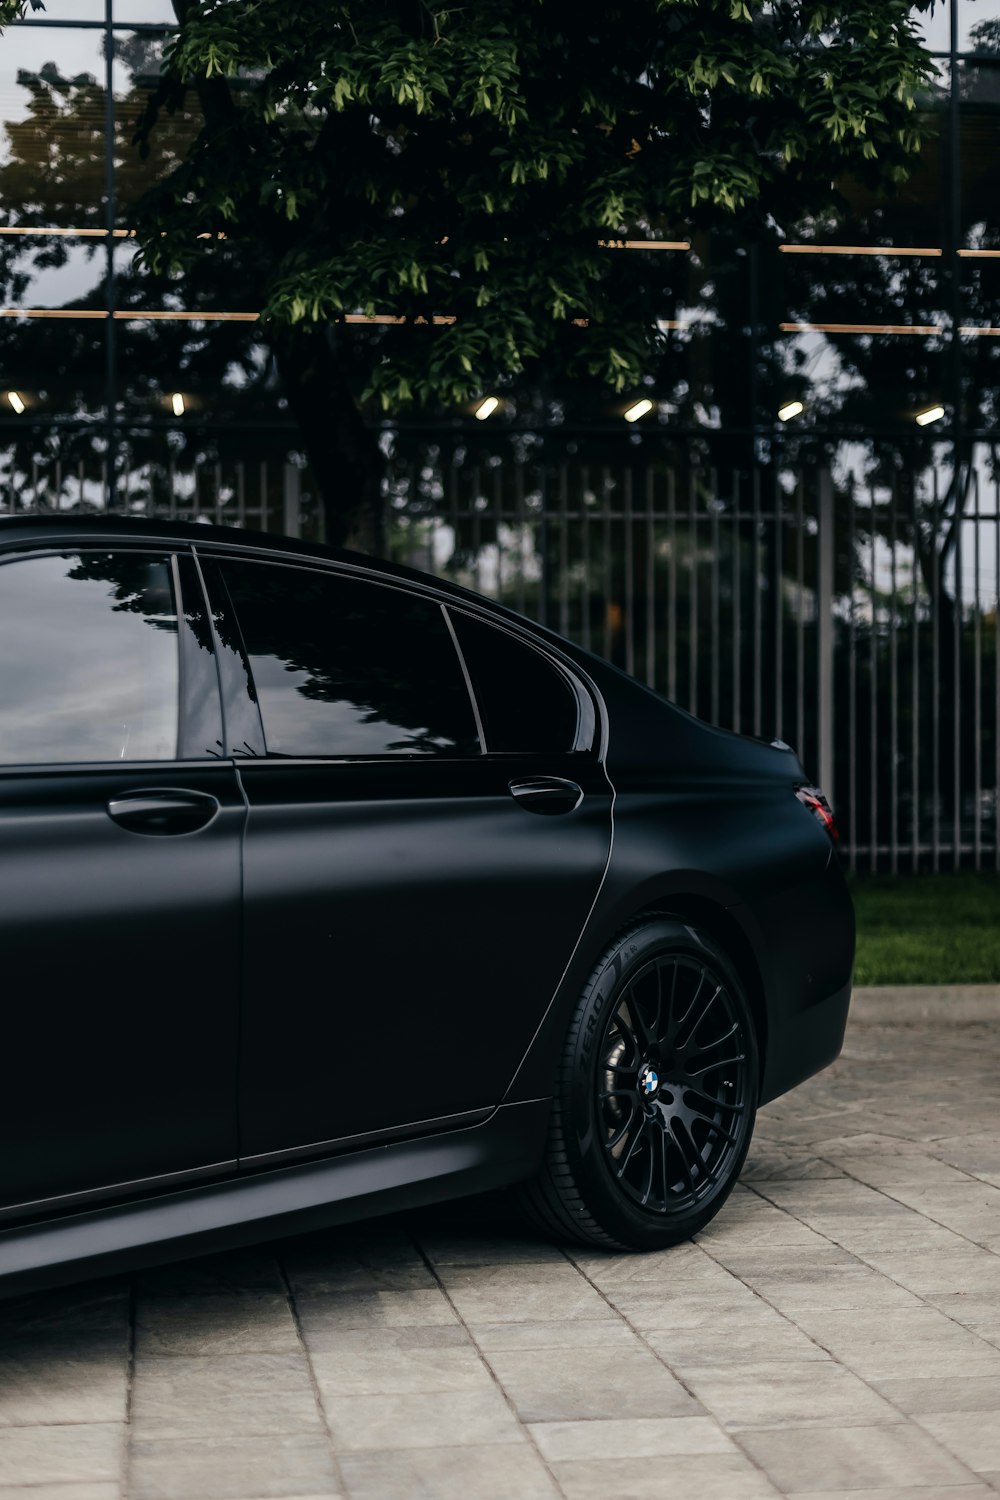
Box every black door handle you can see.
[508,777,584,815]
[107,790,220,836]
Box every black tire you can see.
[518,917,759,1250]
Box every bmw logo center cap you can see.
[639,1062,659,1098]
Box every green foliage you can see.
[126,0,938,412]
[0,0,32,24]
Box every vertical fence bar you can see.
[995,468,1000,871]
[283,463,300,538]
[953,470,963,869]
[732,472,741,732]
[817,469,835,816]
[973,466,981,872]
[537,468,549,629]
[624,467,635,679]
[689,469,698,715]
[494,468,503,609]
[711,473,720,726]
[645,467,656,689]
[602,466,613,663]
[472,465,483,596]
[932,468,941,872]
[774,471,784,742]
[559,463,570,640]
[847,474,857,871]
[796,473,804,760]
[448,454,459,579]
[514,459,526,617]
[581,466,591,652]
[971,465,983,870]
[911,478,921,871]
[890,474,899,875]
[753,468,762,739]
[929,468,941,870]
[667,469,677,703]
[870,485,878,871]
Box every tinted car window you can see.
[220,562,480,758]
[0,551,179,765]
[450,611,579,752]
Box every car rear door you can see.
[0,545,243,1215]
[199,554,612,1167]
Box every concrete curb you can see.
[851,984,1000,1023]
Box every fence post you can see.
[283,462,301,538]
[817,468,835,806]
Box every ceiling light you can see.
[778,400,804,422]
[170,392,185,417]
[624,398,654,423]
[915,404,945,426]
[475,396,500,420]
[6,390,25,414]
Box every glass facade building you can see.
[1,2,999,484]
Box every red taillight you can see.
[795,784,839,844]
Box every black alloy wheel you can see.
[520,917,759,1249]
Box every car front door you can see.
[0,545,244,1214]
[199,555,612,1167]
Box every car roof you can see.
[0,511,614,758]
[0,513,792,776]
[0,510,501,612]
[0,509,605,672]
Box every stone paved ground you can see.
[2,1017,1000,1500]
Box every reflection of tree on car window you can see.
[64,551,215,656]
[222,565,478,756]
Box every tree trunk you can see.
[270,323,385,554]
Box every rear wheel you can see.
[519,917,758,1249]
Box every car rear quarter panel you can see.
[503,657,855,1108]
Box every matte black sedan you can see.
[0,516,853,1294]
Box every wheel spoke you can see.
[690,1112,740,1147]
[640,1121,657,1205]
[688,1020,740,1057]
[605,1061,639,1080]
[624,986,653,1051]
[686,1051,746,1078]
[675,968,705,1040]
[649,963,665,1045]
[612,1008,641,1066]
[677,981,723,1050]
[661,959,680,1043]
[682,1083,741,1114]
[605,1103,640,1152]
[676,1116,719,1190]
[669,1120,698,1196]
[599,1087,636,1101]
[659,1116,671,1207]
[616,1116,647,1179]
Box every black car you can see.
[0,516,853,1295]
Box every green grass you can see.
[849,872,1000,985]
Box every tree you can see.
[1,0,937,547]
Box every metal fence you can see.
[2,434,998,871]
[381,449,999,873]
